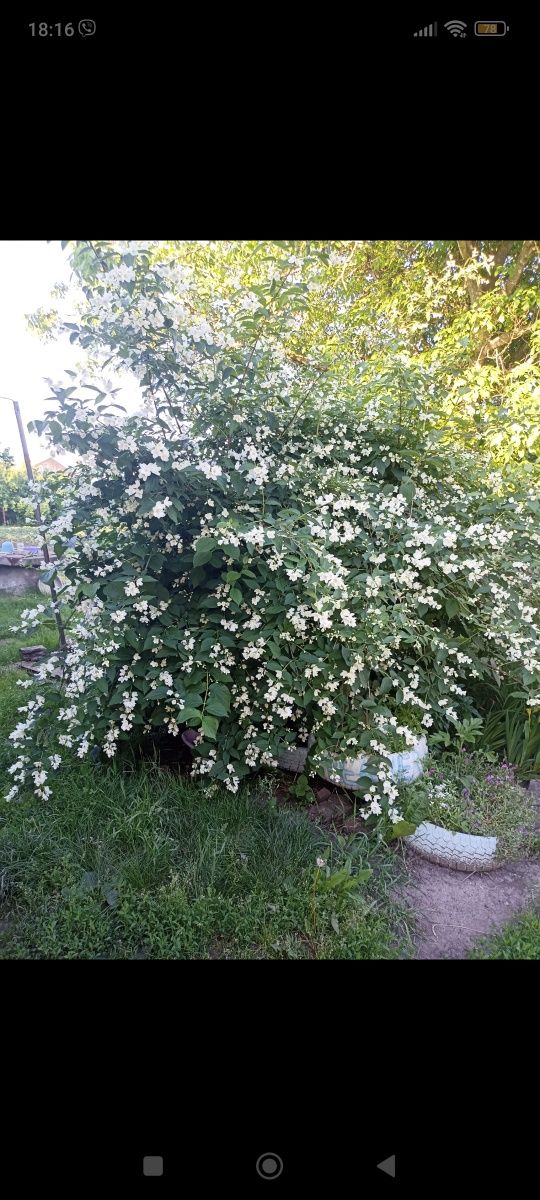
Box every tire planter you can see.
[277,736,314,773]
[37,572,69,597]
[277,735,428,790]
[405,821,499,872]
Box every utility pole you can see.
[1,395,67,651]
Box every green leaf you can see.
[39,567,57,584]
[161,629,182,649]
[201,714,219,740]
[445,596,460,618]
[290,773,311,798]
[400,479,416,505]
[221,543,242,560]
[206,683,231,717]
[388,820,418,840]
[193,537,217,566]
[190,566,207,587]
[179,707,202,723]
[349,869,373,885]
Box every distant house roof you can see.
[33,457,65,472]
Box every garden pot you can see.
[404,821,499,872]
[181,728,200,749]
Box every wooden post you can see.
[11,400,67,651]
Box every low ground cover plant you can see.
[468,908,540,959]
[400,751,537,859]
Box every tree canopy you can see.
[35,239,540,477]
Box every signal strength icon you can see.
[414,22,437,36]
[444,19,467,36]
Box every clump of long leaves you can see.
[478,687,540,779]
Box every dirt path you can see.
[399,850,540,959]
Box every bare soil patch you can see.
[399,850,540,959]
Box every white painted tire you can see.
[405,820,499,872]
[277,736,313,773]
[319,736,428,790]
[277,735,429,793]
[37,572,69,597]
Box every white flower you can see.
[198,461,222,480]
[148,442,170,462]
[138,462,161,481]
[246,464,269,486]
[316,857,326,868]
[151,498,173,518]
[9,723,29,742]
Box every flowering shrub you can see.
[5,241,540,827]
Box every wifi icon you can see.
[444,19,467,36]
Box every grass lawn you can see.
[0,524,39,543]
[0,597,58,676]
[468,910,540,959]
[0,596,411,959]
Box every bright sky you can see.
[0,241,142,466]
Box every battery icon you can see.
[474,20,509,35]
